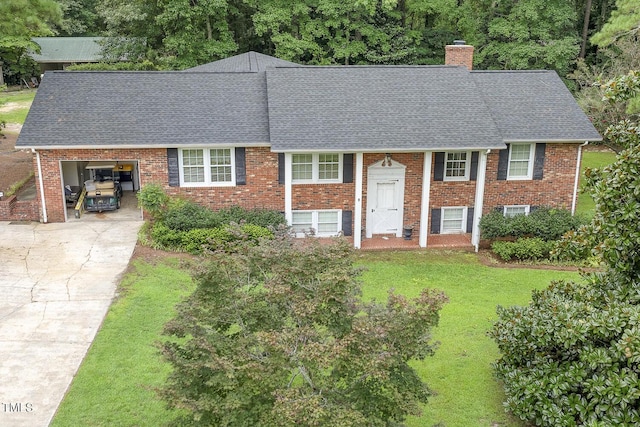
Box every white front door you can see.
[366,159,406,237]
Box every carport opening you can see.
[61,160,141,221]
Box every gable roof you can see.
[471,71,603,142]
[30,37,105,63]
[187,51,300,72]
[266,66,505,152]
[17,71,270,148]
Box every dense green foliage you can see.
[138,184,285,253]
[491,72,640,425]
[479,207,585,241]
[160,237,447,426]
[491,238,556,262]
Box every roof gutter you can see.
[32,149,48,223]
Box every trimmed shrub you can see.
[491,238,555,261]
[480,207,586,241]
[163,199,221,231]
[215,205,287,229]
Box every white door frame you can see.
[366,159,406,238]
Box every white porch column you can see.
[571,142,588,215]
[353,152,364,249]
[419,151,432,248]
[471,150,489,250]
[284,153,293,225]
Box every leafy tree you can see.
[491,71,640,426]
[473,0,580,74]
[159,236,447,426]
[0,0,62,85]
[155,0,238,68]
[591,0,640,47]
[54,0,103,36]
[570,36,640,149]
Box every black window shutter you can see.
[342,210,353,236]
[431,208,441,234]
[167,148,179,187]
[434,152,445,181]
[495,205,504,214]
[533,143,546,180]
[466,207,474,233]
[278,153,285,184]
[235,147,246,185]
[497,146,509,180]
[470,151,479,181]
[343,153,354,183]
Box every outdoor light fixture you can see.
[382,153,392,167]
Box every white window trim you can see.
[292,153,343,184]
[178,148,236,187]
[291,210,342,237]
[504,205,530,217]
[507,143,535,180]
[440,206,468,234]
[443,151,471,182]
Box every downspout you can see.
[472,150,489,252]
[33,148,48,223]
[353,153,364,249]
[419,152,432,248]
[284,153,292,226]
[571,141,589,215]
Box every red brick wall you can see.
[483,143,580,214]
[34,147,285,222]
[33,144,580,230]
[0,195,39,221]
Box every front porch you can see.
[357,233,473,251]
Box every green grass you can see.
[356,250,578,427]
[0,88,36,125]
[50,258,195,427]
[575,149,617,217]
[51,249,581,427]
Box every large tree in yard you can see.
[159,236,447,426]
[490,71,640,426]
[0,0,62,85]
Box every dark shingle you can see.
[16,71,270,148]
[472,70,602,142]
[187,52,300,72]
[266,66,506,152]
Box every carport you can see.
[60,160,143,222]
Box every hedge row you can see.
[479,207,585,241]
[151,222,274,254]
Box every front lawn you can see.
[52,249,579,427]
[0,89,36,125]
[575,148,616,217]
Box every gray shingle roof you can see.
[16,71,269,148]
[17,55,602,151]
[187,51,300,72]
[471,70,602,142]
[30,37,104,63]
[266,66,506,152]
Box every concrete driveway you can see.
[0,219,141,427]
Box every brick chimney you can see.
[445,40,474,70]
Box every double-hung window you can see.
[291,210,341,236]
[179,148,235,186]
[440,207,467,234]
[507,144,535,180]
[292,153,342,183]
[444,151,470,181]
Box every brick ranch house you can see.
[15,43,602,250]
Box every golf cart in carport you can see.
[82,162,123,213]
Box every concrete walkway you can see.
[0,219,141,426]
